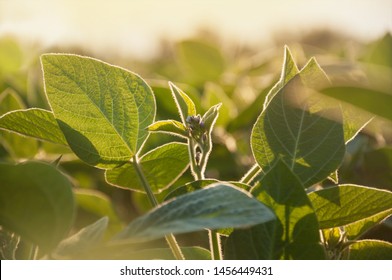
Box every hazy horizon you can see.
[1,0,391,59]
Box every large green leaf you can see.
[251,75,345,187]
[113,183,275,242]
[41,54,155,168]
[308,184,392,229]
[0,108,67,145]
[300,59,372,143]
[0,161,75,252]
[348,240,392,260]
[252,48,345,187]
[225,160,325,259]
[105,142,189,193]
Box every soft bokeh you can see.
[1,0,391,58]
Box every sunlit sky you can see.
[0,0,391,59]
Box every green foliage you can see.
[225,160,325,259]
[309,185,392,229]
[251,50,345,187]
[114,183,275,242]
[0,161,74,252]
[321,86,392,122]
[105,142,189,193]
[0,108,67,145]
[0,35,391,260]
[41,54,156,168]
[0,90,39,158]
[347,240,392,260]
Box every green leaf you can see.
[348,240,392,260]
[321,86,392,122]
[176,40,225,84]
[344,209,392,240]
[252,48,345,187]
[299,57,329,89]
[0,108,67,145]
[298,56,370,144]
[148,120,188,139]
[150,80,201,120]
[226,160,325,259]
[263,46,299,108]
[202,103,222,134]
[169,82,197,125]
[308,184,392,229]
[251,74,345,187]
[53,217,108,259]
[0,89,24,114]
[0,161,75,252]
[113,183,275,242]
[41,54,155,168]
[362,33,392,68]
[0,89,39,158]
[105,142,189,193]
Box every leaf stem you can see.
[132,155,158,207]
[209,230,222,260]
[132,156,185,260]
[240,163,262,184]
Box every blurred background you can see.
[1,0,391,253]
[1,0,391,59]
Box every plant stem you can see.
[188,138,204,179]
[187,138,222,260]
[132,156,185,260]
[132,155,158,207]
[209,230,222,260]
[240,163,262,184]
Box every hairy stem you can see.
[188,138,204,179]
[187,137,222,260]
[240,163,262,184]
[132,156,185,260]
[209,230,222,260]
